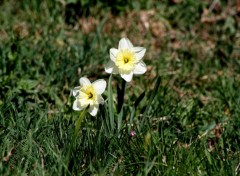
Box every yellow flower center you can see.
[78,85,97,106]
[115,49,136,73]
[88,92,93,99]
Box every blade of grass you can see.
[117,79,126,133]
[129,106,135,133]
[99,104,111,136]
[129,91,145,133]
[140,76,161,128]
[117,106,123,134]
[67,109,87,169]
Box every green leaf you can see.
[204,149,212,165]
[134,91,145,108]
[117,106,123,133]
[108,74,115,132]
[129,106,135,133]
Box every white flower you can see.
[72,77,106,116]
[105,38,147,82]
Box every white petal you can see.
[79,77,91,86]
[105,60,115,73]
[79,102,89,109]
[132,47,146,61]
[118,38,133,50]
[105,60,119,74]
[110,48,118,61]
[73,86,80,97]
[73,100,82,111]
[88,105,99,116]
[133,61,147,75]
[121,72,133,82]
[92,79,106,95]
[97,95,104,104]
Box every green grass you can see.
[1,0,240,175]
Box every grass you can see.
[0,0,240,175]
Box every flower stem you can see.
[117,79,126,113]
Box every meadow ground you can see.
[0,0,240,175]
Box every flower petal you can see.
[88,105,99,116]
[105,60,119,74]
[73,86,80,97]
[118,38,133,50]
[73,100,82,111]
[121,72,133,82]
[110,48,118,61]
[92,79,106,95]
[133,61,147,75]
[97,95,104,104]
[132,47,146,61]
[79,77,91,86]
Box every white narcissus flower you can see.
[72,77,106,116]
[105,38,147,82]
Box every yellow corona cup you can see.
[73,77,106,116]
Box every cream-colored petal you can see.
[92,79,106,95]
[118,38,133,50]
[97,95,104,104]
[133,61,147,75]
[73,86,80,97]
[79,77,91,86]
[121,72,133,82]
[73,100,83,111]
[88,105,99,116]
[110,48,118,61]
[105,60,119,74]
[132,47,146,61]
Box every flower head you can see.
[105,38,147,82]
[73,77,106,116]
[130,130,136,137]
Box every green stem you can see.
[118,79,126,112]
